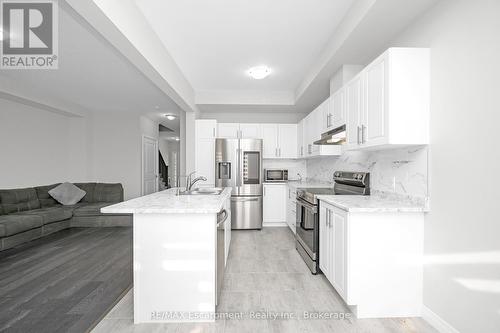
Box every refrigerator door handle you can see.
[231,197,259,202]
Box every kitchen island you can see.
[101,187,232,323]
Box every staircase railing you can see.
[159,151,169,188]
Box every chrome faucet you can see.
[185,171,207,191]
[297,173,303,182]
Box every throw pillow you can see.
[48,182,86,205]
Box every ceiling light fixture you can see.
[247,65,271,80]
[164,114,177,120]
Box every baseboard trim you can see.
[422,305,460,333]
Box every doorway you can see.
[142,135,158,195]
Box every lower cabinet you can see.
[319,200,424,319]
[224,197,231,265]
[319,204,347,300]
[286,185,297,234]
[263,183,287,225]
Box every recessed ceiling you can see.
[135,0,354,95]
[0,2,181,117]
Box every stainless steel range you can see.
[295,171,370,274]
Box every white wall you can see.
[0,99,86,188]
[385,1,500,331]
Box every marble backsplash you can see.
[306,146,429,199]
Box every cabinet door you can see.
[278,124,297,159]
[302,115,311,156]
[364,57,386,144]
[311,107,322,154]
[194,138,215,186]
[217,123,240,138]
[196,120,216,139]
[345,76,362,149]
[261,124,279,159]
[332,208,347,299]
[332,88,346,129]
[239,123,261,138]
[319,205,329,275]
[297,120,304,158]
[263,184,286,222]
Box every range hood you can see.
[313,124,346,145]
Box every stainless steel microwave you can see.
[264,169,288,182]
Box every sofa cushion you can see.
[0,215,43,237]
[49,182,86,205]
[35,183,61,207]
[0,204,4,216]
[15,207,73,225]
[73,183,96,203]
[0,188,41,214]
[93,183,123,203]
[73,202,116,217]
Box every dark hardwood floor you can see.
[0,227,132,333]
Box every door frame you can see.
[141,135,159,196]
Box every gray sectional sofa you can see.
[0,183,132,251]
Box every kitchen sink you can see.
[178,188,224,196]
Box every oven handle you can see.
[296,197,317,214]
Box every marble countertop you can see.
[317,192,428,213]
[101,187,232,214]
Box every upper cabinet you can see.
[262,124,297,159]
[345,48,430,150]
[299,106,342,158]
[195,120,217,186]
[217,123,262,139]
[239,124,262,138]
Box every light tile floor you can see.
[92,227,437,333]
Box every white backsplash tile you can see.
[306,146,429,199]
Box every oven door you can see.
[296,197,318,259]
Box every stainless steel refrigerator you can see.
[215,138,263,229]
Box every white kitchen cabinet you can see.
[216,123,239,138]
[261,124,279,159]
[300,108,342,158]
[345,48,429,150]
[346,75,362,147]
[286,185,297,234]
[197,119,217,139]
[239,123,261,138]
[319,200,424,318]
[195,120,217,186]
[217,123,261,139]
[297,120,304,158]
[263,183,287,224]
[261,124,297,159]
[278,124,297,159]
[331,88,346,129]
[223,196,231,265]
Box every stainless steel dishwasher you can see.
[216,209,228,306]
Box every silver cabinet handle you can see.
[279,148,281,157]
[357,126,361,145]
[361,125,366,144]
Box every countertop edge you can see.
[317,195,427,213]
[100,188,232,214]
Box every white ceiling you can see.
[135,0,353,96]
[0,2,181,132]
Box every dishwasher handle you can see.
[217,209,228,227]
